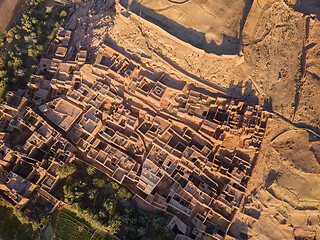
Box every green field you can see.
[54,209,114,240]
[54,209,94,240]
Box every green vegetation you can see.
[93,178,105,188]
[40,214,52,226]
[56,163,76,178]
[55,210,94,240]
[0,0,68,102]
[139,214,150,226]
[153,216,165,229]
[54,209,115,240]
[87,165,96,176]
[63,177,123,233]
[120,208,174,240]
[0,200,39,240]
[117,186,132,201]
[60,162,174,239]
[28,44,43,58]
[110,181,119,190]
[60,10,68,19]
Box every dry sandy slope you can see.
[115,0,320,133]
[228,116,320,239]
[242,0,304,120]
[241,0,320,131]
[0,0,25,31]
[293,18,320,129]
[109,5,259,101]
[120,0,245,54]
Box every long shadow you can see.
[293,0,320,20]
[225,81,320,135]
[239,0,254,37]
[151,46,230,94]
[227,80,259,105]
[239,0,254,51]
[120,0,242,55]
[272,110,320,135]
[167,0,191,4]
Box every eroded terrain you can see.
[0,0,320,239]
[119,0,245,54]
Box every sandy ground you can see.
[113,0,320,132]
[120,0,245,55]
[107,8,256,100]
[228,115,320,239]
[242,1,305,121]
[6,0,316,239]
[293,18,320,129]
[0,0,25,31]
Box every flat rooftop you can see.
[39,98,82,132]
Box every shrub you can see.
[152,216,165,229]
[60,10,67,19]
[86,165,96,176]
[63,180,87,203]
[40,215,51,226]
[117,187,132,200]
[7,57,22,70]
[28,44,43,58]
[103,198,116,215]
[47,24,60,40]
[56,164,76,179]
[137,227,146,238]
[24,34,36,44]
[0,70,7,78]
[0,57,5,68]
[139,215,150,226]
[106,215,122,235]
[14,69,25,77]
[110,182,119,190]
[122,209,137,233]
[7,30,14,38]
[93,178,105,188]
[31,65,38,73]
[0,81,7,102]
[88,189,98,200]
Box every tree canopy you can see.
[56,164,76,179]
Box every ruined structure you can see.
[0,26,267,239]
